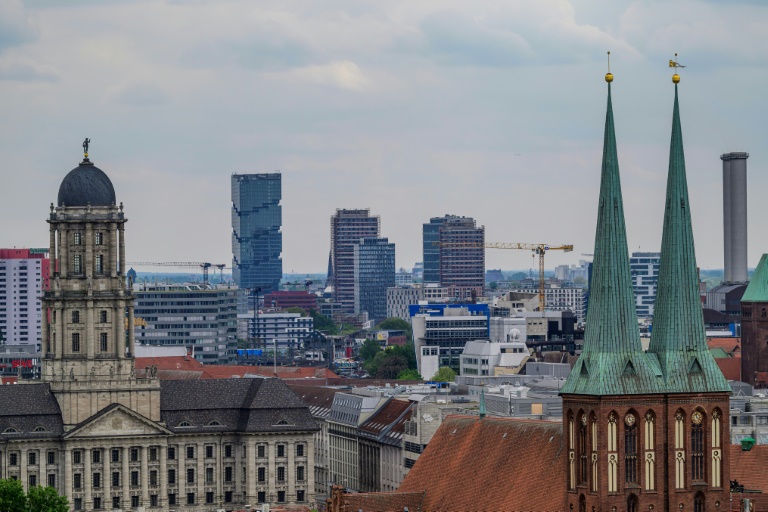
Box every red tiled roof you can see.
[707,337,741,354]
[344,491,426,512]
[715,357,742,382]
[397,415,565,512]
[359,399,412,438]
[135,357,339,380]
[729,445,768,511]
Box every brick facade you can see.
[740,301,768,387]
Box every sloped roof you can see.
[136,357,339,380]
[715,357,742,381]
[358,398,412,446]
[286,384,338,419]
[397,415,565,512]
[160,378,318,433]
[742,254,768,302]
[729,444,768,511]
[344,491,426,512]
[0,383,63,439]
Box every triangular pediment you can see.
[65,404,172,439]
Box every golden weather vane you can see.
[669,53,684,83]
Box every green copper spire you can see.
[562,80,662,396]
[741,254,768,302]
[479,386,486,419]
[647,83,730,393]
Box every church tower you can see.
[561,67,731,512]
[41,143,160,426]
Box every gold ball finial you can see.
[672,73,680,84]
[605,72,614,83]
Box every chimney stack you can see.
[721,152,749,283]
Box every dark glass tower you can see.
[353,237,396,321]
[232,173,282,292]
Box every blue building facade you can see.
[231,173,282,293]
[353,237,395,322]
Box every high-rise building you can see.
[133,283,238,364]
[560,74,730,512]
[721,152,749,284]
[0,248,51,345]
[422,215,484,299]
[231,173,282,293]
[353,237,395,321]
[629,251,660,318]
[330,209,380,313]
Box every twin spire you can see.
[561,61,729,396]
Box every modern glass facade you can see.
[353,237,395,321]
[422,215,484,298]
[331,209,380,313]
[629,251,660,318]
[422,218,444,284]
[231,173,282,293]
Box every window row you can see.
[70,232,106,247]
[68,310,111,324]
[169,465,306,485]
[167,443,305,460]
[72,447,160,464]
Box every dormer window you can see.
[3,427,19,434]
[207,421,222,427]
[33,426,49,433]
[177,421,192,428]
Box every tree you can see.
[430,366,456,382]
[386,342,418,370]
[309,310,338,335]
[375,355,408,379]
[375,317,412,340]
[397,369,422,380]
[359,339,381,362]
[0,478,26,512]
[26,486,68,512]
[488,281,498,291]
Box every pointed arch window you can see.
[691,410,705,482]
[675,411,686,489]
[693,492,705,512]
[624,413,638,484]
[607,412,618,493]
[578,413,588,485]
[568,412,576,490]
[644,411,656,491]
[590,414,598,493]
[627,494,638,512]
[578,495,586,512]
[711,409,723,488]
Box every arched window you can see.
[675,410,686,489]
[579,495,586,512]
[644,411,656,491]
[578,412,588,485]
[568,412,576,490]
[627,494,638,512]
[624,412,638,484]
[693,492,705,512]
[590,413,598,492]
[607,412,618,493]
[691,410,705,482]
[711,409,723,487]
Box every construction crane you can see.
[283,279,313,292]
[435,242,573,312]
[127,262,231,284]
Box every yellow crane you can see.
[436,242,574,311]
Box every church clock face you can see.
[691,411,703,424]
[624,414,636,426]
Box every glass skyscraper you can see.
[353,237,395,321]
[231,173,282,293]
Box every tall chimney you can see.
[721,152,749,283]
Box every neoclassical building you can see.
[559,73,731,512]
[0,151,318,511]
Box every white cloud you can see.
[283,60,369,91]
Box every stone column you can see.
[141,445,149,507]
[246,438,256,503]
[86,300,94,361]
[49,224,57,270]
[60,227,68,279]
[117,301,126,360]
[127,306,135,358]
[109,222,117,278]
[118,225,125,276]
[63,448,72,502]
[40,302,48,359]
[197,442,204,506]
[288,442,295,502]
[159,444,167,509]
[20,448,27,492]
[103,449,111,508]
[122,448,129,506]
[268,441,276,504]
[55,304,64,360]
[83,448,92,509]
[216,439,223,507]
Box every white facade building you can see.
[509,286,586,323]
[459,340,529,377]
[629,251,660,318]
[0,249,49,346]
[237,312,313,352]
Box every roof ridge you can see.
[742,253,768,302]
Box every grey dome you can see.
[57,161,116,207]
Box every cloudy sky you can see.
[1,0,766,275]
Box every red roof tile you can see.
[715,357,742,381]
[136,356,203,372]
[135,357,339,380]
[359,399,412,443]
[397,415,565,512]
[707,337,741,355]
[729,444,768,511]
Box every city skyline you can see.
[1,1,767,273]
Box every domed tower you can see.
[41,143,160,426]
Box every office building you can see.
[263,290,317,311]
[395,268,413,287]
[721,152,749,283]
[410,303,489,378]
[133,283,239,364]
[459,339,529,377]
[353,237,395,322]
[231,173,282,293]
[629,251,660,318]
[1,151,318,512]
[0,248,50,346]
[236,311,313,353]
[330,209,380,313]
[422,215,485,299]
[509,285,586,323]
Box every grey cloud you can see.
[107,83,169,106]
[0,0,37,52]
[0,60,57,81]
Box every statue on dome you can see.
[83,138,91,159]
